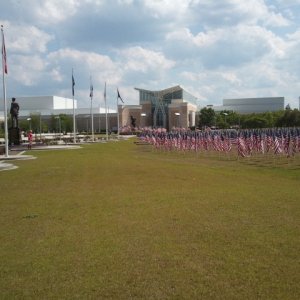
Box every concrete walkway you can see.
[0,162,19,171]
[0,144,81,171]
[0,137,135,170]
[0,153,35,171]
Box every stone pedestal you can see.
[8,127,21,145]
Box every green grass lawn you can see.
[1,139,299,299]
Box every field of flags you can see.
[138,127,300,158]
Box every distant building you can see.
[4,96,77,116]
[212,97,285,114]
[0,96,116,132]
[1,87,199,132]
[119,85,198,130]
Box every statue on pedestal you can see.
[130,115,136,128]
[10,97,19,128]
[8,97,21,145]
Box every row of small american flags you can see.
[139,128,300,158]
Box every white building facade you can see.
[0,96,116,132]
[213,97,285,114]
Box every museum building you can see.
[119,85,198,130]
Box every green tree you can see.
[242,115,268,128]
[30,114,41,132]
[276,109,300,127]
[218,110,235,128]
[228,111,241,127]
[262,112,275,128]
[214,110,240,129]
[50,114,72,133]
[19,113,46,133]
[0,121,4,134]
[59,114,72,133]
[198,107,216,128]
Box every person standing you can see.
[28,130,33,149]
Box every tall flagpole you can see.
[72,69,76,144]
[104,82,108,141]
[1,25,8,157]
[90,76,94,142]
[117,88,124,139]
[117,90,120,138]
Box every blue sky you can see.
[1,0,300,109]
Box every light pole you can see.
[222,112,228,127]
[27,117,32,131]
[175,112,180,128]
[141,113,146,128]
[39,113,42,141]
[55,116,61,139]
[85,115,89,134]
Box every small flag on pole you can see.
[1,25,8,74]
[117,88,124,103]
[90,81,93,98]
[72,70,75,97]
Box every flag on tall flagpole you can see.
[1,25,9,157]
[117,88,124,103]
[116,88,124,137]
[90,76,94,142]
[104,82,108,140]
[72,71,75,97]
[72,69,76,143]
[90,76,93,98]
[1,27,7,74]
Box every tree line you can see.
[0,114,73,135]
[197,107,300,129]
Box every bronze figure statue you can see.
[10,97,19,128]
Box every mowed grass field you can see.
[0,139,299,299]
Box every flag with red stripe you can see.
[1,26,8,74]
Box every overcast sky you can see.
[1,0,300,109]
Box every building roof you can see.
[134,85,182,96]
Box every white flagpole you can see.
[105,82,108,141]
[72,69,76,144]
[1,25,8,157]
[108,106,110,135]
[117,90,120,138]
[90,76,94,142]
[98,104,101,134]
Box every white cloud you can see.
[119,46,176,73]
[144,0,191,18]
[0,21,53,54]
[166,24,287,71]
[193,0,290,27]
[117,0,134,4]
[34,0,81,24]
[10,55,47,86]
[50,67,64,82]
[47,48,122,86]
[2,0,300,109]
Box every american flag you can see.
[117,88,124,103]
[90,78,93,98]
[72,71,75,97]
[259,133,265,154]
[274,136,283,154]
[138,127,300,158]
[237,136,247,157]
[1,26,8,74]
[266,131,273,152]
